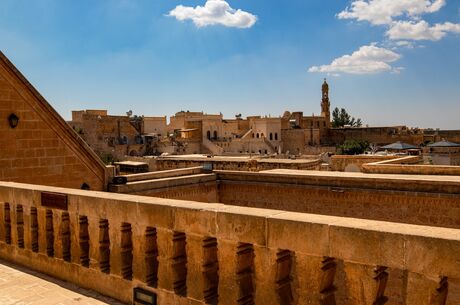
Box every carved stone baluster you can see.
[30,207,39,252]
[145,227,159,287]
[319,257,337,305]
[430,277,448,305]
[16,205,24,248]
[4,203,11,244]
[373,266,389,305]
[236,243,255,305]
[120,222,133,280]
[172,232,187,297]
[61,212,71,262]
[79,216,90,267]
[99,219,110,273]
[276,250,294,305]
[202,237,219,305]
[45,209,54,257]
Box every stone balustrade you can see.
[0,181,459,305]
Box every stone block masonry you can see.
[0,181,459,304]
[111,168,460,229]
[0,52,111,191]
[217,170,460,229]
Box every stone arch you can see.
[129,150,138,156]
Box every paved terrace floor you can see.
[0,259,126,305]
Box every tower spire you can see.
[321,79,331,127]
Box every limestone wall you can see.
[143,116,167,136]
[68,112,140,158]
[122,156,322,172]
[0,52,109,191]
[330,155,400,172]
[0,181,459,305]
[216,170,460,229]
[327,127,425,145]
[281,128,321,153]
[362,156,460,175]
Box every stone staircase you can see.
[240,129,253,139]
[202,138,225,155]
[263,137,277,154]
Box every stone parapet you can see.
[362,156,460,175]
[120,166,204,182]
[330,155,400,171]
[0,181,459,304]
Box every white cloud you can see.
[395,40,413,46]
[308,44,402,75]
[386,20,460,41]
[337,0,445,25]
[168,0,257,28]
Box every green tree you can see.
[337,139,369,155]
[331,107,362,128]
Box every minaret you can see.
[321,78,331,127]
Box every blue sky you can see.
[1,0,459,129]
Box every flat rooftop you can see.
[259,169,460,183]
[157,154,319,163]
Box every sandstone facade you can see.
[0,52,111,191]
[0,181,459,305]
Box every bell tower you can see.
[321,78,331,126]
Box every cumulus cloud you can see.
[337,0,445,25]
[168,0,257,28]
[387,20,460,41]
[308,44,402,75]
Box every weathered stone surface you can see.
[0,52,110,191]
[0,182,459,305]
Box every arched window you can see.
[207,131,211,140]
[256,133,260,138]
[213,131,218,139]
[261,133,264,138]
[275,133,278,140]
[269,133,273,140]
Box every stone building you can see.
[69,110,145,160]
[68,78,460,159]
[0,52,112,190]
[143,116,167,136]
[425,139,460,165]
[1,51,460,305]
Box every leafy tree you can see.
[337,139,369,155]
[331,107,362,128]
